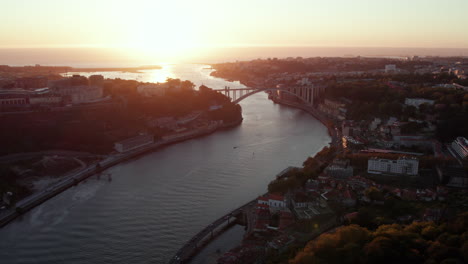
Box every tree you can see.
[364,236,399,264]
[365,187,384,201]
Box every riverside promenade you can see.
[168,198,258,264]
[0,119,242,228]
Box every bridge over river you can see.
[214,85,324,105]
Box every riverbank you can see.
[172,170,301,264]
[0,65,333,264]
[171,100,338,264]
[270,97,340,147]
[0,117,243,228]
[66,65,162,73]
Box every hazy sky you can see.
[2,0,468,58]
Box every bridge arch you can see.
[232,88,312,105]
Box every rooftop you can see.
[455,137,468,148]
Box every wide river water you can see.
[0,64,330,264]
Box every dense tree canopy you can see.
[291,213,468,264]
[0,80,241,154]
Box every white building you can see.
[48,76,103,104]
[369,118,382,131]
[385,64,397,73]
[114,134,154,153]
[368,157,419,176]
[405,98,435,108]
[0,96,28,106]
[451,137,468,159]
[258,193,287,213]
[298,77,311,86]
[69,86,103,104]
[0,88,53,107]
[29,95,62,105]
[324,159,353,179]
[51,85,103,104]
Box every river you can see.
[0,64,330,264]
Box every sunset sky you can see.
[2,0,468,61]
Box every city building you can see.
[318,99,347,120]
[0,94,28,106]
[114,134,154,153]
[48,75,88,88]
[291,192,309,208]
[274,84,321,106]
[29,94,62,105]
[48,75,103,104]
[324,159,353,179]
[253,204,270,232]
[405,98,435,108]
[450,137,468,159]
[257,193,287,213]
[367,157,419,176]
[89,75,104,87]
[385,64,397,73]
[137,83,167,97]
[369,118,382,131]
[342,189,357,207]
[68,85,104,104]
[278,210,294,230]
[445,166,468,188]
[14,76,48,89]
[342,136,364,150]
[0,88,53,107]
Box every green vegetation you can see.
[0,157,87,204]
[291,213,468,264]
[268,168,312,194]
[0,79,241,155]
[0,166,31,204]
[324,75,468,141]
[268,147,336,194]
[213,58,434,81]
[352,199,425,229]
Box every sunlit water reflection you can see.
[0,65,330,264]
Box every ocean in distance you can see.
[1,46,467,66]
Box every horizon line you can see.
[1,45,468,50]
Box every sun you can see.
[124,4,201,62]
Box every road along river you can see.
[0,64,330,264]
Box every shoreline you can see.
[0,117,243,228]
[170,99,339,264]
[65,66,162,73]
[270,97,339,146]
